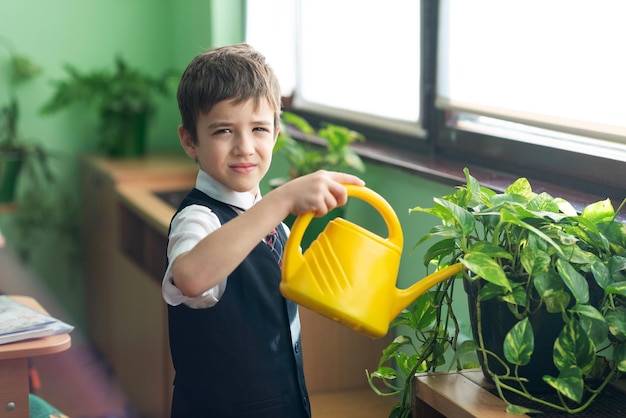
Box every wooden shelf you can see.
[413,370,527,418]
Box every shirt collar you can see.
[195,169,261,210]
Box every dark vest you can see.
[167,188,310,418]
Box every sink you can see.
[154,189,190,209]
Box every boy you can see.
[162,43,364,418]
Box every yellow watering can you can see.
[280,185,464,339]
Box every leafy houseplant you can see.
[0,36,53,205]
[272,111,366,249]
[368,168,626,417]
[40,56,177,157]
[272,111,366,184]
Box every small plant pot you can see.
[100,107,148,157]
[464,277,562,393]
[0,150,23,204]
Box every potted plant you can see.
[272,111,366,182]
[272,111,366,248]
[40,56,177,157]
[0,36,53,205]
[368,168,626,417]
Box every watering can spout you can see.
[280,185,465,339]
[390,262,465,319]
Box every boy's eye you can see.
[253,127,270,133]
[214,128,231,135]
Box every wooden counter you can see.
[81,154,196,418]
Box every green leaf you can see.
[543,291,571,313]
[499,209,564,256]
[461,253,512,292]
[581,198,615,224]
[501,283,528,307]
[533,271,564,298]
[371,366,398,380]
[591,259,611,289]
[613,343,626,372]
[606,281,626,298]
[558,242,593,264]
[378,335,411,365]
[504,317,534,366]
[543,366,584,403]
[434,197,476,236]
[555,198,578,216]
[461,167,484,208]
[504,177,534,199]
[506,404,543,415]
[579,316,609,346]
[553,320,595,374]
[413,224,462,248]
[556,258,589,304]
[477,281,505,301]
[569,304,605,322]
[528,192,560,213]
[606,307,626,342]
[422,238,457,266]
[608,256,626,280]
[455,339,478,356]
[468,241,513,260]
[408,291,439,330]
[520,245,550,277]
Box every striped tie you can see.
[266,227,283,268]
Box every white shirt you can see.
[162,169,263,308]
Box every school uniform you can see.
[162,170,310,418]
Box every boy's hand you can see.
[275,170,365,217]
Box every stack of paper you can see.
[0,295,74,345]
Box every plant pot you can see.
[0,150,23,204]
[100,107,148,157]
[464,277,563,393]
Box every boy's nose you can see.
[233,133,254,154]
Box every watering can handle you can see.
[287,184,403,252]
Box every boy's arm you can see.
[171,170,364,298]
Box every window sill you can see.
[349,140,626,223]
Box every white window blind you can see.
[437,0,626,144]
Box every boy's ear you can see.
[178,125,197,159]
[273,123,281,143]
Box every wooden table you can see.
[0,296,72,417]
[413,369,528,418]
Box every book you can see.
[0,295,74,345]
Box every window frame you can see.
[280,0,625,215]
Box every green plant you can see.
[40,56,177,156]
[0,35,53,204]
[273,111,366,182]
[368,168,626,417]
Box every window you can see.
[247,0,625,202]
[437,0,626,159]
[246,0,423,137]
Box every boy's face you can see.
[179,98,279,196]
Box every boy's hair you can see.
[177,43,282,142]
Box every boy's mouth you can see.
[230,163,256,174]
